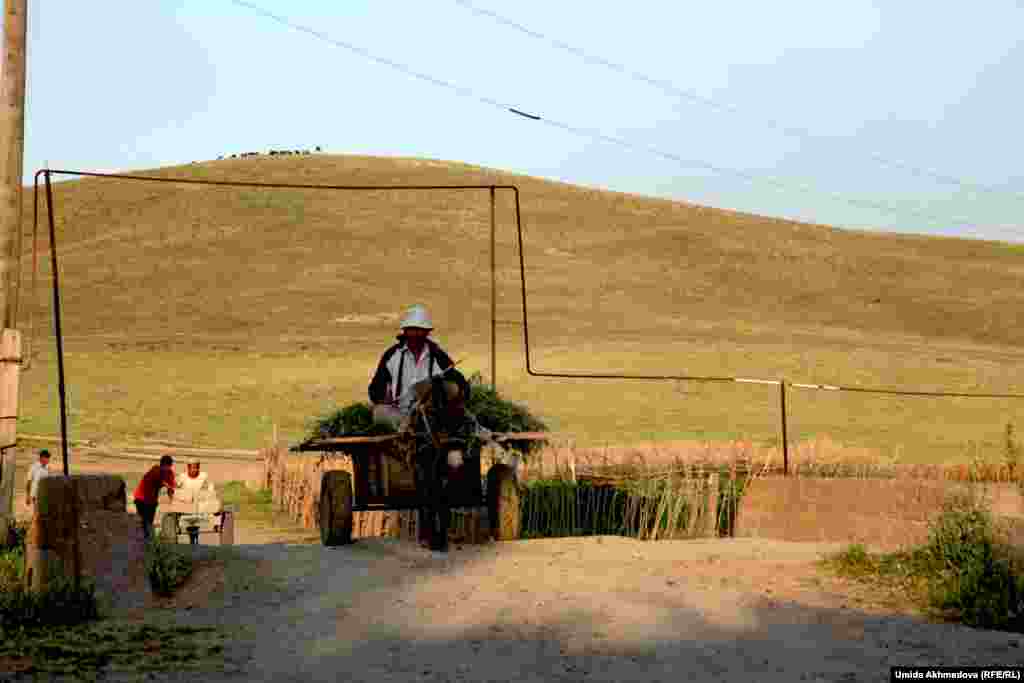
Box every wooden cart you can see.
[292,431,550,548]
[160,503,237,546]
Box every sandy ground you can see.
[9,451,1024,682]
[96,534,1023,683]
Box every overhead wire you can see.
[452,0,1024,208]
[223,0,994,234]
[215,3,1024,398]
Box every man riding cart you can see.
[368,304,485,552]
[299,304,525,553]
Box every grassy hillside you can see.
[14,154,1024,462]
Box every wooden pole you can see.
[779,380,789,476]
[0,0,27,540]
[0,0,26,329]
[490,187,496,391]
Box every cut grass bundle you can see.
[302,372,549,454]
[465,372,549,456]
[306,401,397,441]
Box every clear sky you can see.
[11,0,1024,242]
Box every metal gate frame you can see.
[32,168,525,474]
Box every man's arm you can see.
[368,346,399,404]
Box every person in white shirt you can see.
[368,304,470,428]
[25,449,51,508]
[174,458,218,512]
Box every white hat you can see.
[400,304,433,330]
[185,457,200,466]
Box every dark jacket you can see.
[368,335,470,407]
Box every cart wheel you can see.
[160,514,178,543]
[486,464,520,541]
[319,471,354,546]
[219,511,235,546]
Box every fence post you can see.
[779,380,789,476]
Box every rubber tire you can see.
[320,470,354,546]
[160,514,179,543]
[486,464,521,541]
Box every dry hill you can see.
[14,154,1024,459]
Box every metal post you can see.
[779,380,789,476]
[490,186,496,391]
[44,172,69,475]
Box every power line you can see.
[453,0,1024,208]
[223,0,992,234]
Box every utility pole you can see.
[0,0,27,543]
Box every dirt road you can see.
[8,451,1023,681]
[105,533,1022,683]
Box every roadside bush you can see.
[826,491,1024,632]
[144,538,193,597]
[923,494,1024,631]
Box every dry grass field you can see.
[13,153,1024,463]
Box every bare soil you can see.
[88,535,1024,683]
[9,451,1023,681]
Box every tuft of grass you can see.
[823,492,1024,632]
[144,538,193,597]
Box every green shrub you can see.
[923,495,1024,631]
[144,538,193,597]
[825,492,1024,633]
[0,576,100,635]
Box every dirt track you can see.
[103,534,1022,683]
[9,451,1024,681]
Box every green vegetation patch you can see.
[519,468,751,540]
[144,538,194,597]
[823,493,1024,632]
[0,622,231,680]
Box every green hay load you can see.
[304,371,549,450]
